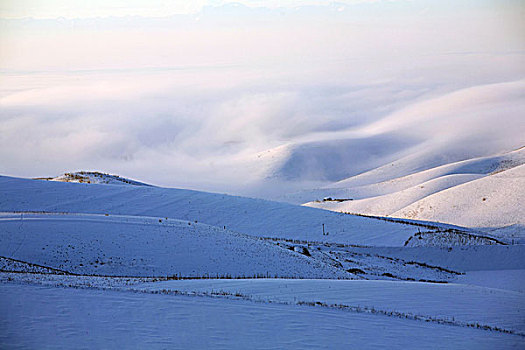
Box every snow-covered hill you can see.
[324,146,525,197]
[306,174,483,217]
[0,212,346,278]
[37,171,152,187]
[1,172,524,349]
[393,164,525,232]
[0,175,471,247]
[302,148,525,237]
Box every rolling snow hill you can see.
[302,148,525,237]
[1,172,524,349]
[0,212,346,278]
[37,171,152,186]
[393,164,525,232]
[0,175,472,247]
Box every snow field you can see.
[301,149,525,236]
[0,175,463,247]
[1,282,524,350]
[0,212,348,279]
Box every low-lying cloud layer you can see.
[1,1,524,195]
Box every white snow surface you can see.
[0,175,465,247]
[135,278,525,334]
[307,173,483,216]
[0,212,347,278]
[1,173,524,348]
[393,164,525,229]
[302,148,525,235]
[354,245,525,272]
[2,283,522,350]
[43,171,151,186]
[457,270,525,293]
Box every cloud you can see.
[1,1,524,195]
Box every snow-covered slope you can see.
[139,279,525,334]
[0,212,346,278]
[4,282,523,350]
[306,174,483,216]
[301,148,525,236]
[0,175,466,247]
[393,164,525,230]
[325,147,525,197]
[38,171,151,186]
[1,171,523,349]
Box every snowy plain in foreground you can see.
[2,283,523,350]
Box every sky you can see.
[1,0,524,195]
[0,1,471,18]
